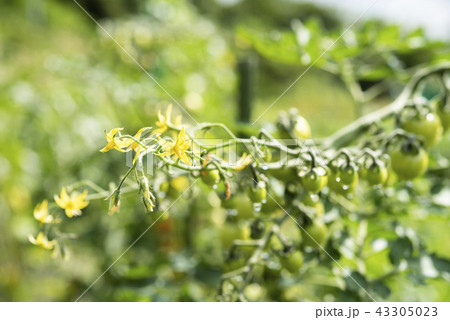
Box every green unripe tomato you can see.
[301,192,319,206]
[327,169,341,193]
[159,177,189,198]
[280,251,304,273]
[300,167,328,193]
[260,193,282,214]
[170,176,189,192]
[340,180,358,195]
[235,195,254,219]
[201,169,220,186]
[159,181,169,193]
[221,194,254,219]
[279,219,302,246]
[221,195,237,210]
[301,193,325,216]
[294,115,312,139]
[339,164,359,185]
[243,283,264,301]
[223,254,246,273]
[247,182,267,203]
[328,169,357,195]
[219,221,249,249]
[384,167,398,187]
[366,164,388,186]
[302,221,327,248]
[267,234,284,251]
[401,112,443,147]
[390,145,428,180]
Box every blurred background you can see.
[0,0,449,301]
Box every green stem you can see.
[341,60,365,118]
[191,123,238,139]
[322,63,450,149]
[66,180,106,194]
[117,163,137,191]
[219,213,289,300]
[85,186,137,201]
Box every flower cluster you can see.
[100,104,191,165]
[157,126,192,165]
[29,187,89,252]
[54,188,89,218]
[100,127,152,164]
[30,105,254,255]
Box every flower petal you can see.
[166,104,173,121]
[175,148,191,165]
[54,188,69,208]
[180,153,192,165]
[174,115,182,126]
[133,127,152,140]
[74,190,89,209]
[100,140,116,153]
[65,208,82,218]
[114,137,134,152]
[176,126,186,145]
[106,128,124,139]
[157,149,174,157]
[28,234,38,245]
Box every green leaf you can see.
[344,271,368,292]
[371,280,391,299]
[124,265,154,280]
[237,27,300,65]
[377,25,400,47]
[430,254,450,277]
[357,65,393,81]
[389,237,413,266]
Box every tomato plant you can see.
[18,4,450,302]
[31,63,445,302]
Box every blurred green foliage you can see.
[0,0,449,301]
[0,0,235,301]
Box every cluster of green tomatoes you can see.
[201,94,449,280]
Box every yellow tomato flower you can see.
[100,128,131,153]
[233,153,253,171]
[174,115,182,126]
[153,105,182,135]
[54,187,89,218]
[158,126,192,165]
[154,104,173,135]
[33,200,53,224]
[100,127,151,163]
[126,127,151,164]
[29,232,56,250]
